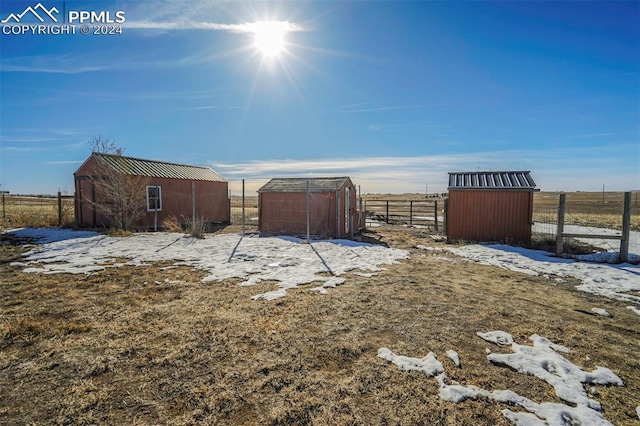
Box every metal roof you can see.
[448,171,537,190]
[258,177,352,193]
[87,153,226,182]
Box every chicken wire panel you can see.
[259,191,339,238]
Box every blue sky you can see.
[1,0,638,195]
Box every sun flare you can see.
[252,21,287,57]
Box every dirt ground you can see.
[1,225,639,425]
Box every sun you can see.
[252,21,287,57]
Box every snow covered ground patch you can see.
[591,308,611,317]
[533,223,640,255]
[626,306,640,316]
[379,332,624,426]
[5,227,100,243]
[423,244,640,303]
[377,348,444,376]
[9,229,408,300]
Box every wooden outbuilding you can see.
[74,153,229,229]
[258,177,357,238]
[446,171,538,244]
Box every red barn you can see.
[446,171,538,244]
[74,153,229,229]
[258,177,357,238]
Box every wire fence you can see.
[364,199,442,231]
[533,192,636,260]
[229,195,259,229]
[0,193,75,229]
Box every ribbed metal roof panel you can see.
[258,177,351,192]
[93,153,226,182]
[448,171,536,190]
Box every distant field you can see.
[0,195,74,230]
[1,191,637,232]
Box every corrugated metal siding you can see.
[448,171,536,190]
[447,190,533,244]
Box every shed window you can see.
[147,186,162,211]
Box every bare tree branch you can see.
[85,138,146,231]
[88,136,124,155]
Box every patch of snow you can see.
[12,229,408,300]
[437,371,617,425]
[481,331,622,411]
[476,330,514,346]
[626,306,640,316]
[446,350,460,367]
[377,348,444,376]
[636,406,640,420]
[591,308,611,317]
[5,228,100,244]
[437,244,640,302]
[381,332,623,426]
[529,334,570,353]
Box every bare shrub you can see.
[185,216,207,239]
[86,137,148,232]
[162,215,184,233]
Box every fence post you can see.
[555,193,566,257]
[409,200,413,226]
[242,179,245,236]
[306,179,310,242]
[363,200,367,230]
[619,191,631,263]
[386,200,389,223]
[434,200,439,232]
[58,191,62,226]
[443,198,448,236]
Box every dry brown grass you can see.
[0,195,75,231]
[1,227,638,425]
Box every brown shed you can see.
[446,171,538,244]
[258,177,357,238]
[74,153,229,229]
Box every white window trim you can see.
[146,185,162,212]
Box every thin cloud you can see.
[1,54,112,74]
[557,132,619,139]
[209,146,639,194]
[331,105,425,113]
[0,146,37,152]
[172,105,243,112]
[1,63,110,74]
[1,53,222,74]
[125,20,304,33]
[44,160,84,165]
[0,136,66,143]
